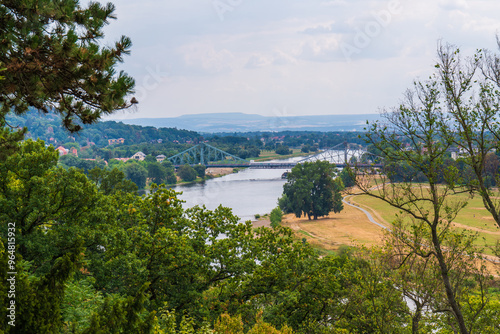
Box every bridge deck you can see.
[174,162,382,169]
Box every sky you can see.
[98,0,500,120]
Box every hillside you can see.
[6,109,201,148]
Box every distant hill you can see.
[6,110,201,148]
[112,113,381,133]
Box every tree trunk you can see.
[432,228,469,334]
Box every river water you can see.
[172,150,359,221]
[173,157,302,221]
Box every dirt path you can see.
[279,201,387,251]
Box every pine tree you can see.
[0,0,136,137]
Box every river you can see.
[173,157,302,221]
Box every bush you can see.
[275,145,291,155]
[270,207,283,228]
[193,164,206,178]
[178,164,197,182]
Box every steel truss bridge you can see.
[167,142,382,169]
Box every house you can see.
[56,146,68,156]
[156,154,166,162]
[108,138,125,145]
[70,147,78,157]
[131,151,146,161]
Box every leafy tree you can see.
[275,145,291,155]
[0,140,123,332]
[338,167,355,188]
[193,164,206,178]
[269,207,283,228]
[145,154,157,163]
[279,161,343,220]
[87,167,138,194]
[148,162,167,185]
[178,164,197,182]
[350,63,492,334]
[123,162,148,189]
[0,0,136,134]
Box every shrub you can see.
[270,207,283,228]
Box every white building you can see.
[131,151,146,161]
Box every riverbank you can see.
[205,167,235,177]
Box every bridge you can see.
[167,142,383,169]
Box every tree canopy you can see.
[279,160,343,220]
[0,0,135,136]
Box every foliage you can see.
[123,162,148,189]
[269,207,283,228]
[279,161,343,220]
[348,45,500,334]
[148,162,168,185]
[275,145,292,155]
[59,154,107,172]
[178,164,197,182]
[194,164,207,178]
[0,1,135,133]
[87,167,138,194]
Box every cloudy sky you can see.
[99,0,500,120]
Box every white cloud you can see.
[100,0,500,119]
[245,54,272,68]
[179,43,236,74]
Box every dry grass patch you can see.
[281,202,386,252]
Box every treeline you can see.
[4,140,499,334]
[8,110,373,161]
[6,109,201,148]
[59,154,209,189]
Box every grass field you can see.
[278,186,500,258]
[349,192,500,255]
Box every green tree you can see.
[178,164,197,182]
[0,0,136,134]
[338,167,355,188]
[279,161,343,220]
[145,154,157,163]
[88,167,138,194]
[0,140,124,332]
[269,207,283,228]
[194,164,206,178]
[148,162,167,185]
[123,162,148,189]
[350,66,492,334]
[275,145,291,155]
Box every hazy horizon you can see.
[95,0,500,121]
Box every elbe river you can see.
[172,157,304,221]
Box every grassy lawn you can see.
[351,190,500,255]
